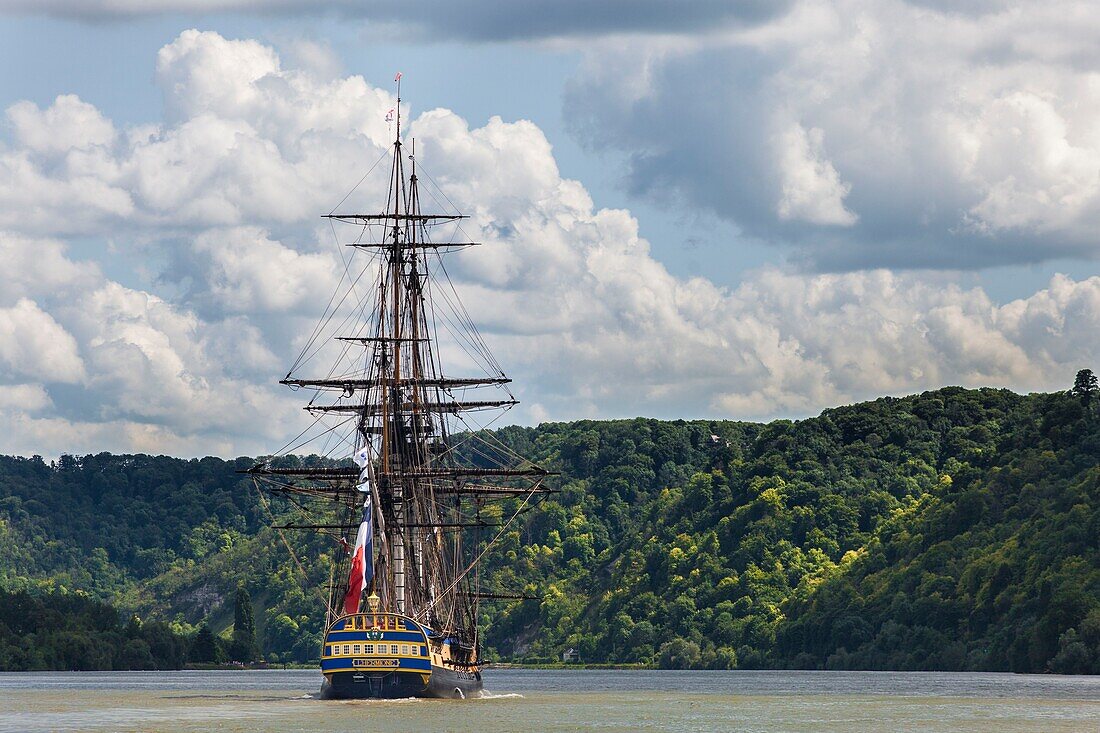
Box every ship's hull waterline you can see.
[320,664,482,700]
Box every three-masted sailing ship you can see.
[248,83,553,699]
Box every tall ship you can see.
[248,82,553,700]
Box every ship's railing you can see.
[336,613,412,632]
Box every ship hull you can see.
[319,664,482,700]
[318,612,481,700]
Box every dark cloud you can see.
[901,0,1011,15]
[567,44,781,235]
[2,0,795,40]
[366,0,794,42]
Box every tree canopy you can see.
[0,383,1096,672]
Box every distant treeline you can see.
[0,585,263,671]
[0,589,188,670]
[0,379,1097,673]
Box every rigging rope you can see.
[250,477,337,619]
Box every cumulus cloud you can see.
[0,29,1097,458]
[0,298,85,384]
[7,94,116,155]
[190,227,340,314]
[0,233,101,302]
[363,101,1097,421]
[0,232,304,455]
[0,384,53,414]
[775,124,856,226]
[0,31,395,237]
[564,0,1100,270]
[425,125,1099,418]
[8,3,1100,273]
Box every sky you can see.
[0,0,1098,458]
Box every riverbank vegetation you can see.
[0,382,1096,673]
[0,584,265,671]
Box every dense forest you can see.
[0,383,1097,673]
[0,589,188,670]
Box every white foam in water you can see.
[476,691,525,700]
[333,696,420,705]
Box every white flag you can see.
[353,445,370,468]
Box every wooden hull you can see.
[318,612,481,700]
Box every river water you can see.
[0,669,1097,732]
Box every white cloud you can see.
[0,384,53,413]
[0,232,100,303]
[381,99,1097,420]
[11,5,1100,269]
[0,29,1097,458]
[0,233,305,454]
[61,281,300,435]
[7,94,116,156]
[191,227,339,314]
[0,146,136,236]
[775,123,856,226]
[280,37,343,80]
[0,32,395,237]
[961,91,1100,234]
[564,0,1100,269]
[156,29,282,123]
[0,410,238,458]
[0,298,85,384]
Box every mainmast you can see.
[389,90,406,615]
[250,80,554,641]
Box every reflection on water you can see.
[0,670,1097,733]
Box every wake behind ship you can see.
[247,77,553,700]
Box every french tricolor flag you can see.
[343,490,374,614]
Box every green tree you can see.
[229,585,258,663]
[119,639,155,670]
[658,638,701,669]
[1070,368,1099,405]
[189,623,221,664]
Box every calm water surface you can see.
[0,669,1097,732]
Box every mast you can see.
[391,86,406,615]
[250,78,556,644]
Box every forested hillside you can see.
[0,453,333,664]
[480,387,1099,674]
[0,385,1097,672]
